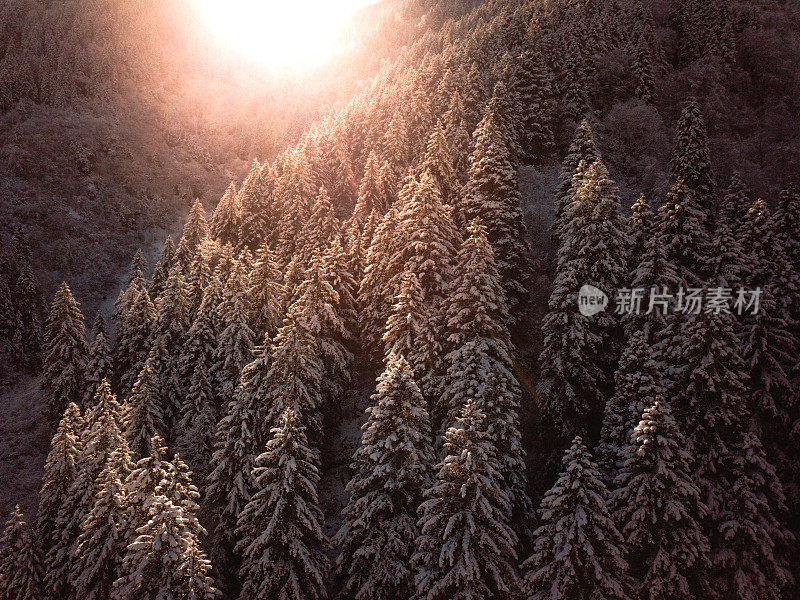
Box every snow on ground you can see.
[0,375,49,521]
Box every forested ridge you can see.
[2,1,800,599]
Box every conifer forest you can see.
[1,0,800,599]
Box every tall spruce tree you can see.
[209,182,242,247]
[334,353,434,600]
[516,49,555,161]
[114,282,156,397]
[42,282,88,419]
[0,506,44,600]
[413,402,522,600]
[236,409,329,600]
[538,159,629,440]
[177,356,217,480]
[459,96,530,306]
[71,445,131,600]
[246,241,284,341]
[175,199,210,272]
[125,356,166,459]
[523,437,631,600]
[611,401,710,600]
[669,98,715,218]
[84,314,112,408]
[38,402,83,554]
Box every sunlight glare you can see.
[194,0,376,72]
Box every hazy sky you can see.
[194,0,379,71]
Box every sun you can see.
[194,0,376,72]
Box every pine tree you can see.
[150,236,176,300]
[114,448,219,600]
[179,288,218,386]
[460,94,530,305]
[123,434,170,545]
[177,356,217,480]
[128,248,148,285]
[596,329,661,477]
[38,402,84,554]
[290,253,352,401]
[652,179,709,287]
[670,98,715,217]
[611,401,710,600]
[240,162,277,251]
[71,445,131,600]
[522,437,631,600]
[713,432,794,600]
[322,238,359,334]
[632,37,655,103]
[246,242,284,340]
[516,49,555,161]
[114,282,156,397]
[539,160,629,439]
[209,182,242,247]
[175,199,210,271]
[350,151,385,230]
[421,121,456,206]
[211,266,255,412]
[414,401,521,600]
[552,119,599,249]
[0,506,44,600]
[125,356,166,459]
[206,378,257,556]
[334,353,434,600]
[236,409,329,600]
[42,282,88,419]
[262,312,325,444]
[184,249,211,320]
[84,314,112,408]
[300,186,338,258]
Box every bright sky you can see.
[194,0,377,72]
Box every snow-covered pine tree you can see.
[669,97,715,220]
[125,356,166,458]
[632,37,655,103]
[178,286,217,386]
[42,282,88,419]
[209,182,242,247]
[322,237,359,334]
[184,250,211,321]
[522,437,631,600]
[174,199,210,272]
[261,310,325,444]
[240,162,277,251]
[210,265,255,412]
[611,401,710,600]
[538,159,629,440]
[113,447,218,600]
[596,329,661,477]
[713,431,794,600]
[123,433,170,542]
[738,198,774,289]
[150,236,175,300]
[290,253,352,401]
[114,282,156,397]
[0,505,44,600]
[651,179,710,287]
[45,380,127,599]
[420,120,456,206]
[516,49,555,162]
[206,376,257,566]
[71,445,131,600]
[299,186,338,259]
[236,408,329,600]
[246,241,283,341]
[413,401,521,600]
[38,402,83,554]
[177,355,216,479]
[459,94,530,306]
[127,249,148,286]
[334,353,434,600]
[350,150,385,230]
[83,314,112,409]
[552,119,599,250]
